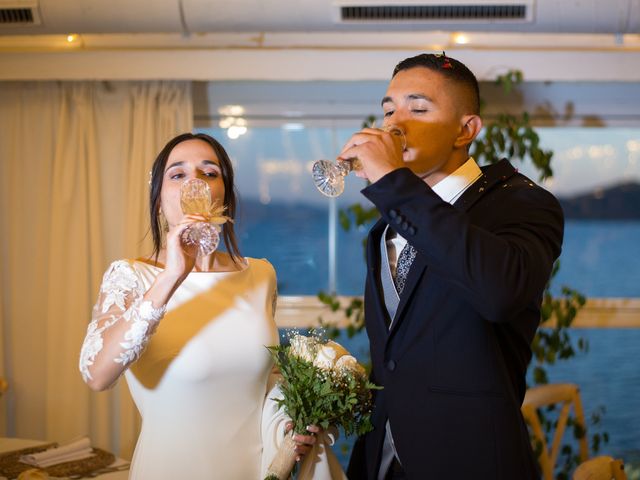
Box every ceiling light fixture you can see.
[452,33,469,45]
[219,116,248,140]
[218,105,245,116]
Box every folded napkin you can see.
[19,437,95,468]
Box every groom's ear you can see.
[455,114,482,150]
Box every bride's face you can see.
[160,139,226,228]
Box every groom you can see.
[344,53,564,479]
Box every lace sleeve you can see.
[79,260,166,386]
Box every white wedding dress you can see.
[79,258,346,480]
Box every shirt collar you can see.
[431,157,482,205]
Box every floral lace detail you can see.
[79,312,117,382]
[79,260,166,383]
[100,260,140,313]
[115,298,165,366]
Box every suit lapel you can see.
[388,252,427,334]
[388,159,517,334]
[367,218,392,333]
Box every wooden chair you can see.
[521,383,589,480]
[573,455,627,480]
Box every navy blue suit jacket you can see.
[347,160,564,479]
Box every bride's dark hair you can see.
[148,132,241,263]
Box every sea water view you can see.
[238,214,640,298]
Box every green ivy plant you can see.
[470,70,553,180]
[318,70,609,478]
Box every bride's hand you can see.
[286,422,322,462]
[163,214,206,280]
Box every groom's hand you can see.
[285,422,321,462]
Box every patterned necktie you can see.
[394,243,417,295]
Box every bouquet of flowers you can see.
[264,331,380,480]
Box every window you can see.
[197,124,372,296]
[517,127,640,297]
[199,124,640,298]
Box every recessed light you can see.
[452,33,469,45]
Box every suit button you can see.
[394,216,403,225]
[387,360,396,371]
[401,221,409,230]
[408,226,416,235]
[389,209,398,219]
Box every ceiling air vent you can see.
[0,2,41,26]
[334,1,533,23]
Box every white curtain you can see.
[0,81,193,458]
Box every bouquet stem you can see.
[264,431,298,480]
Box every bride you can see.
[79,132,345,479]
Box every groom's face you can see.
[382,66,472,181]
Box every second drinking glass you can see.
[312,124,407,197]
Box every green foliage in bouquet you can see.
[267,343,381,436]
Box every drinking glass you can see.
[180,178,220,257]
[312,124,406,197]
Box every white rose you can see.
[313,345,339,370]
[289,335,315,362]
[334,355,367,377]
[325,340,349,359]
[313,345,338,370]
[313,340,352,370]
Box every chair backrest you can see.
[521,383,589,480]
[573,455,627,480]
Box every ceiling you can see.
[1,1,639,83]
[1,0,639,35]
[1,2,640,128]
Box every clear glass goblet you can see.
[312,124,406,197]
[180,178,220,257]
